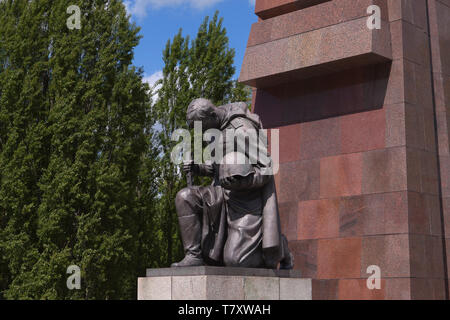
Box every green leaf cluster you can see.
[0,0,159,299]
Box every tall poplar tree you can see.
[0,0,157,299]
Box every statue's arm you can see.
[220,166,271,191]
[219,123,273,190]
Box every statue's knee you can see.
[176,188,190,202]
[224,244,243,267]
[223,253,239,268]
[175,188,193,208]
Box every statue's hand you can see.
[220,175,247,191]
[183,161,199,175]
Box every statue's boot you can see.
[279,235,294,270]
[171,214,204,268]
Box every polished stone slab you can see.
[240,16,392,88]
[249,0,389,47]
[255,0,330,20]
[146,266,302,278]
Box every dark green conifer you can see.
[0,0,156,299]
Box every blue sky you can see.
[124,0,258,88]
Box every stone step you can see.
[138,267,311,300]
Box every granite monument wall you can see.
[240,0,450,300]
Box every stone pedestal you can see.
[138,267,312,300]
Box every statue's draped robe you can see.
[191,102,284,268]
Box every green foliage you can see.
[0,0,158,299]
[152,11,251,267]
[0,1,249,300]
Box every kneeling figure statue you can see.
[172,98,294,270]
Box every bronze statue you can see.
[171,98,293,270]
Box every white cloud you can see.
[143,70,163,88]
[248,0,255,6]
[125,0,224,19]
[143,70,163,100]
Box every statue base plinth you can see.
[138,266,311,300]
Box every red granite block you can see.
[253,64,390,128]
[413,62,434,110]
[297,199,340,240]
[406,148,422,193]
[410,278,433,300]
[385,278,411,300]
[250,88,257,113]
[320,153,363,198]
[410,278,446,300]
[339,196,367,238]
[428,236,446,279]
[428,0,444,73]
[253,89,284,128]
[255,0,330,20]
[436,111,450,155]
[274,170,281,194]
[362,147,407,194]
[317,238,362,279]
[267,127,273,154]
[240,17,392,87]
[426,194,442,237]
[339,192,408,237]
[403,60,418,105]
[422,108,437,153]
[433,2,450,76]
[250,0,389,46]
[312,279,339,300]
[433,74,448,113]
[447,117,450,155]
[419,150,440,195]
[408,149,441,198]
[289,240,318,278]
[384,60,406,106]
[407,192,431,235]
[277,123,301,163]
[400,19,431,67]
[341,109,385,154]
[389,20,403,61]
[316,18,390,65]
[401,0,428,32]
[444,72,450,102]
[299,117,340,160]
[400,61,434,111]
[361,234,411,278]
[387,0,402,22]
[409,234,441,279]
[447,238,450,278]
[240,39,288,86]
[382,192,409,234]
[404,104,426,150]
[443,197,450,237]
[338,279,385,300]
[448,114,450,138]
[246,19,273,48]
[279,202,298,241]
[432,279,447,300]
[385,103,406,148]
[440,155,450,198]
[278,159,320,203]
